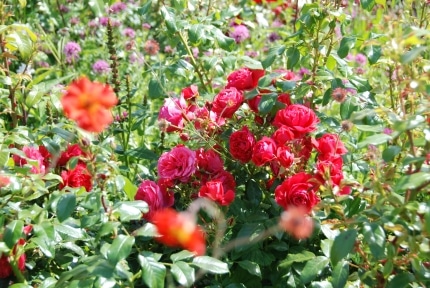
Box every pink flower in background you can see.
[229,24,250,43]
[63,42,81,63]
[92,60,110,74]
[110,2,127,13]
[158,96,187,132]
[279,206,314,240]
[123,27,135,38]
[252,136,277,166]
[158,145,197,182]
[212,87,244,118]
[13,146,46,174]
[135,180,174,220]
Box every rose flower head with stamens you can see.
[61,77,118,133]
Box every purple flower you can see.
[268,32,281,42]
[92,60,110,74]
[88,20,98,28]
[355,53,367,66]
[110,2,127,13]
[229,25,250,43]
[99,17,120,27]
[142,23,151,30]
[63,41,81,63]
[245,51,258,58]
[123,27,135,38]
[59,4,69,13]
[299,67,310,77]
[383,128,393,135]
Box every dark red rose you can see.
[272,126,295,147]
[312,133,348,160]
[226,68,265,91]
[198,180,235,206]
[196,148,224,175]
[38,145,51,169]
[181,85,199,101]
[273,104,320,139]
[212,87,244,118]
[252,136,277,166]
[229,126,256,163]
[60,163,92,192]
[57,144,85,167]
[275,172,320,212]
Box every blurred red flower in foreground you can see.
[61,77,118,133]
[151,208,206,256]
[279,206,314,240]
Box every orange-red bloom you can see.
[61,77,118,133]
[279,207,314,240]
[151,208,206,256]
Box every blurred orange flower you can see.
[151,208,206,256]
[279,206,314,240]
[61,77,118,133]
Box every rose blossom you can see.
[312,133,347,161]
[135,180,174,220]
[252,136,277,166]
[277,146,294,168]
[158,96,187,132]
[275,172,320,212]
[13,146,46,174]
[198,180,235,206]
[181,85,199,101]
[211,87,244,118]
[225,68,265,91]
[158,145,196,182]
[196,148,224,175]
[273,104,320,139]
[59,163,92,192]
[57,144,86,167]
[229,126,256,163]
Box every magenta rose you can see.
[252,136,277,166]
[158,96,187,132]
[196,148,224,175]
[229,126,256,163]
[59,163,92,192]
[158,145,196,182]
[226,68,265,91]
[13,146,46,174]
[273,104,320,139]
[135,180,174,220]
[198,180,235,206]
[275,172,320,212]
[211,87,244,118]
[312,133,348,160]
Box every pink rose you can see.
[211,87,244,118]
[252,136,277,166]
[273,104,320,139]
[135,180,174,220]
[158,145,196,182]
[312,133,348,160]
[275,172,320,212]
[13,146,46,174]
[226,68,265,91]
[198,180,235,206]
[229,126,256,163]
[196,148,224,175]
[193,106,225,133]
[158,96,187,132]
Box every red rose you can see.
[198,180,235,206]
[38,145,51,170]
[0,225,31,279]
[277,146,294,168]
[226,68,265,91]
[60,163,92,192]
[312,133,348,160]
[229,126,256,163]
[278,93,291,105]
[57,144,85,167]
[196,148,224,175]
[212,87,244,118]
[252,136,277,166]
[181,85,199,101]
[272,126,295,147]
[275,172,320,212]
[135,180,174,220]
[316,158,350,195]
[273,104,320,139]
[246,95,261,113]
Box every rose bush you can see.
[0,0,429,287]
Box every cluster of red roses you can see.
[13,144,92,192]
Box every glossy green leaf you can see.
[213,28,235,52]
[337,37,356,59]
[363,45,381,64]
[286,47,300,69]
[395,172,430,192]
[261,45,285,69]
[107,235,135,264]
[148,78,165,99]
[238,260,261,278]
[138,1,152,16]
[56,193,76,222]
[115,175,138,200]
[340,97,358,120]
[139,254,166,288]
[357,134,392,148]
[133,223,157,238]
[160,6,177,33]
[171,261,195,287]
[382,146,401,162]
[330,229,357,266]
[360,0,375,10]
[331,260,348,288]
[401,46,427,64]
[170,250,196,262]
[246,179,262,206]
[4,220,24,248]
[300,256,329,284]
[386,272,414,288]
[279,251,315,267]
[192,256,229,274]
[258,93,277,115]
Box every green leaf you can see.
[300,256,329,284]
[286,47,300,69]
[242,56,263,70]
[138,1,152,15]
[192,256,229,274]
[361,0,375,11]
[188,24,205,45]
[362,223,386,260]
[56,193,76,222]
[148,78,165,99]
[331,260,348,288]
[258,93,277,115]
[115,175,138,200]
[51,127,77,142]
[279,251,315,267]
[349,76,372,92]
[382,146,401,162]
[238,260,261,278]
[322,88,332,106]
[88,0,105,17]
[330,229,357,266]
[246,179,262,206]
[113,201,148,222]
[4,220,24,248]
[395,172,430,192]
[401,46,427,64]
[133,223,157,238]
[170,250,196,262]
[261,45,286,69]
[55,223,85,240]
[139,254,166,288]
[125,147,158,161]
[386,272,414,288]
[357,134,392,148]
[171,261,195,287]
[337,36,356,59]
[160,6,177,33]
[363,45,381,65]
[213,28,235,52]
[340,98,358,120]
[107,235,135,264]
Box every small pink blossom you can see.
[158,145,197,182]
